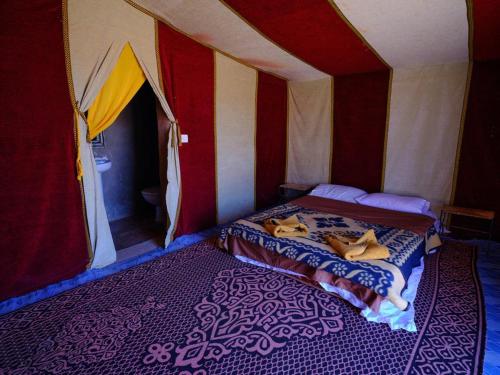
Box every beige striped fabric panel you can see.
[286,78,333,186]
[383,62,469,212]
[215,52,257,224]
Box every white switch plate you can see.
[181,134,189,143]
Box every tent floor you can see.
[0,227,498,373]
[0,239,487,374]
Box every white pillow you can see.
[355,193,431,214]
[309,184,367,203]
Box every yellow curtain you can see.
[87,42,146,141]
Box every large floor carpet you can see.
[0,240,485,374]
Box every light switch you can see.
[181,134,189,143]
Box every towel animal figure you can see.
[264,214,309,238]
[326,229,390,261]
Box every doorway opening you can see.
[92,81,165,257]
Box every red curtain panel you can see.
[331,71,390,192]
[157,22,216,237]
[256,72,287,210]
[222,0,386,75]
[454,60,500,238]
[473,0,500,61]
[0,1,89,300]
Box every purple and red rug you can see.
[0,240,485,374]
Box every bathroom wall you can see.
[94,105,137,221]
[93,83,159,222]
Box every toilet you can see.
[141,186,163,222]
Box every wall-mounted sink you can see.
[95,157,112,173]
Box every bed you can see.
[219,195,441,331]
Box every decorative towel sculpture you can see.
[264,215,309,238]
[326,229,390,261]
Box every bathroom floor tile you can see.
[110,214,164,250]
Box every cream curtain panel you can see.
[286,78,333,185]
[383,62,469,212]
[67,0,181,267]
[215,53,257,224]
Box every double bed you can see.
[219,194,441,332]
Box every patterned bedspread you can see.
[220,203,441,311]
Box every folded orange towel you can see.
[264,214,309,238]
[326,229,389,261]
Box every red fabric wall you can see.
[223,0,386,75]
[157,22,216,237]
[454,60,500,238]
[473,0,500,61]
[331,71,390,192]
[0,1,89,300]
[255,72,287,209]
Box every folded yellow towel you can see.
[326,229,390,261]
[264,214,309,238]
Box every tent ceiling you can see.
[222,0,388,76]
[333,0,469,68]
[130,1,482,79]
[130,0,327,81]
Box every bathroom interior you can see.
[92,81,166,254]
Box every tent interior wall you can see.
[1,0,499,309]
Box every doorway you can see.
[92,81,165,256]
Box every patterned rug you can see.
[0,239,485,375]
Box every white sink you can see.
[95,157,112,173]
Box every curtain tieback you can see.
[75,101,89,125]
[73,109,84,181]
[169,119,182,147]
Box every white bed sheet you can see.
[235,254,424,332]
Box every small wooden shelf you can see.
[440,205,495,239]
[279,183,314,192]
[279,183,314,202]
[441,205,495,220]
